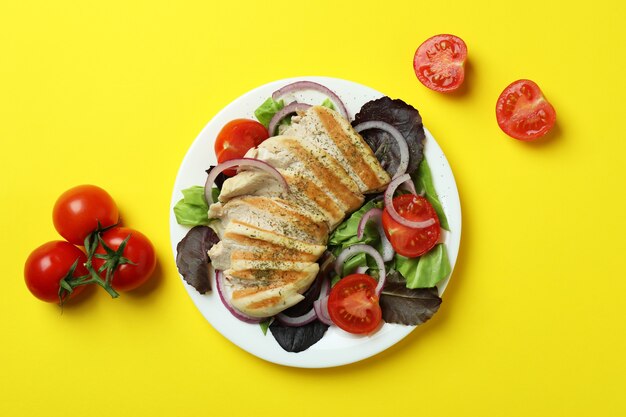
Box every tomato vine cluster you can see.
[24,185,156,304]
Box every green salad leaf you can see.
[327,199,385,278]
[173,186,210,226]
[328,199,382,247]
[260,318,273,335]
[413,158,449,230]
[395,244,451,289]
[255,97,336,133]
[321,98,335,110]
[254,97,284,128]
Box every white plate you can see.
[169,76,462,368]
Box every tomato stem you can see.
[61,228,123,300]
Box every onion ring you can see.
[334,244,386,296]
[204,158,288,205]
[272,81,349,120]
[354,121,409,178]
[384,174,436,229]
[356,207,395,262]
[313,296,333,326]
[215,270,262,324]
[268,102,311,136]
[276,308,318,327]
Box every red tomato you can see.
[413,34,467,92]
[496,79,556,141]
[53,185,119,246]
[382,194,440,258]
[24,241,88,303]
[214,119,269,176]
[92,227,156,292]
[327,274,382,334]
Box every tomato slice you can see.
[214,119,269,176]
[327,274,382,334]
[496,79,556,141]
[382,194,440,258]
[413,34,467,93]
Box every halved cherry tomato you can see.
[413,34,467,93]
[496,79,556,141]
[214,119,269,176]
[53,185,119,246]
[327,273,382,334]
[382,194,440,258]
[24,241,88,303]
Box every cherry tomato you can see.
[92,227,156,292]
[327,274,382,334]
[496,79,556,141]
[24,241,88,303]
[413,34,467,93]
[214,119,269,176]
[382,194,440,258]
[53,185,119,246]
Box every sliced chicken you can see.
[246,136,365,229]
[284,105,390,193]
[208,197,327,317]
[208,106,390,317]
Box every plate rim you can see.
[168,76,462,368]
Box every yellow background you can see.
[2,0,625,416]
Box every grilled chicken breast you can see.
[208,105,391,317]
[284,105,390,193]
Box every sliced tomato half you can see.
[413,34,467,92]
[496,79,556,141]
[214,119,269,176]
[382,194,440,258]
[327,273,382,334]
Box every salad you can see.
[173,79,456,355]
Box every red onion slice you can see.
[334,244,386,296]
[313,274,333,325]
[384,174,436,229]
[400,179,418,195]
[215,270,262,324]
[313,296,333,326]
[272,81,349,120]
[319,275,330,298]
[353,121,409,178]
[276,308,317,327]
[268,102,312,136]
[204,158,288,205]
[356,207,395,262]
[355,266,369,274]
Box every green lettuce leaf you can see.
[255,97,335,132]
[260,318,273,335]
[254,97,284,128]
[321,98,335,110]
[395,244,451,289]
[413,158,449,230]
[181,186,206,207]
[328,199,382,247]
[173,186,210,226]
[327,199,386,279]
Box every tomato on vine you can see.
[24,241,88,303]
[53,185,119,246]
[92,227,157,292]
